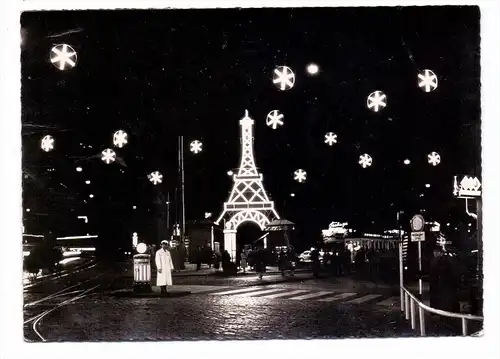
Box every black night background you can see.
[21,6,480,252]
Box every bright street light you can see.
[227,170,233,176]
[76,167,83,172]
[133,205,137,210]
[89,194,94,198]
[85,180,91,184]
[425,184,431,188]
[306,63,319,75]
[290,193,296,197]
[403,159,410,165]
[26,208,30,212]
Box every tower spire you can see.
[237,110,259,177]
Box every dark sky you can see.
[20,6,481,247]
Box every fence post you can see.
[405,293,410,320]
[410,300,416,329]
[419,307,426,336]
[462,318,468,336]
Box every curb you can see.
[109,289,192,298]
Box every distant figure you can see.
[310,248,321,278]
[155,240,174,294]
[240,250,248,273]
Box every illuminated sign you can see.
[453,175,481,198]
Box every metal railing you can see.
[400,286,483,336]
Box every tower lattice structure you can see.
[216,110,280,259]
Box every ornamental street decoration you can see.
[294,169,307,183]
[359,154,373,168]
[324,132,338,146]
[190,140,202,154]
[428,151,441,166]
[266,110,284,129]
[50,44,77,71]
[367,91,387,112]
[418,69,438,93]
[113,130,128,148]
[41,135,54,152]
[272,66,295,91]
[453,175,481,198]
[148,171,163,185]
[101,149,116,164]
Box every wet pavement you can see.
[30,292,418,341]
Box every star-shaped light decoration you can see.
[418,69,438,93]
[367,91,387,112]
[266,110,284,129]
[190,140,203,154]
[148,171,163,185]
[324,132,338,146]
[428,151,441,166]
[41,135,54,152]
[359,154,373,168]
[50,44,77,71]
[294,169,307,183]
[101,149,116,164]
[113,130,128,148]
[272,66,295,91]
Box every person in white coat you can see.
[155,240,174,294]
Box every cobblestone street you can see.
[32,291,417,341]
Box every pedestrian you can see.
[155,240,174,295]
[240,250,248,273]
[310,248,321,278]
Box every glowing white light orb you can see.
[85,180,91,184]
[266,110,284,130]
[403,159,411,165]
[324,132,338,146]
[113,130,128,148]
[136,242,147,254]
[149,171,163,185]
[190,140,202,154]
[89,194,94,198]
[359,154,373,168]
[306,63,319,75]
[272,66,295,91]
[41,135,55,152]
[101,149,116,164]
[227,170,234,176]
[76,167,83,172]
[294,169,307,183]
[50,44,77,71]
[133,205,137,209]
[367,91,387,112]
[425,184,431,188]
[418,69,438,93]
[290,193,296,197]
[428,151,441,166]
[26,208,30,212]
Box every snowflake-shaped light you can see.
[272,66,295,91]
[113,130,128,148]
[418,69,438,93]
[367,91,387,112]
[428,151,441,166]
[50,44,77,71]
[266,110,284,129]
[190,140,202,154]
[359,154,373,168]
[101,149,116,164]
[148,171,163,185]
[324,132,338,146]
[41,135,54,152]
[294,169,307,183]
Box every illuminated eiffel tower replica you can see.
[215,110,280,261]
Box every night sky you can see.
[21,6,481,249]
